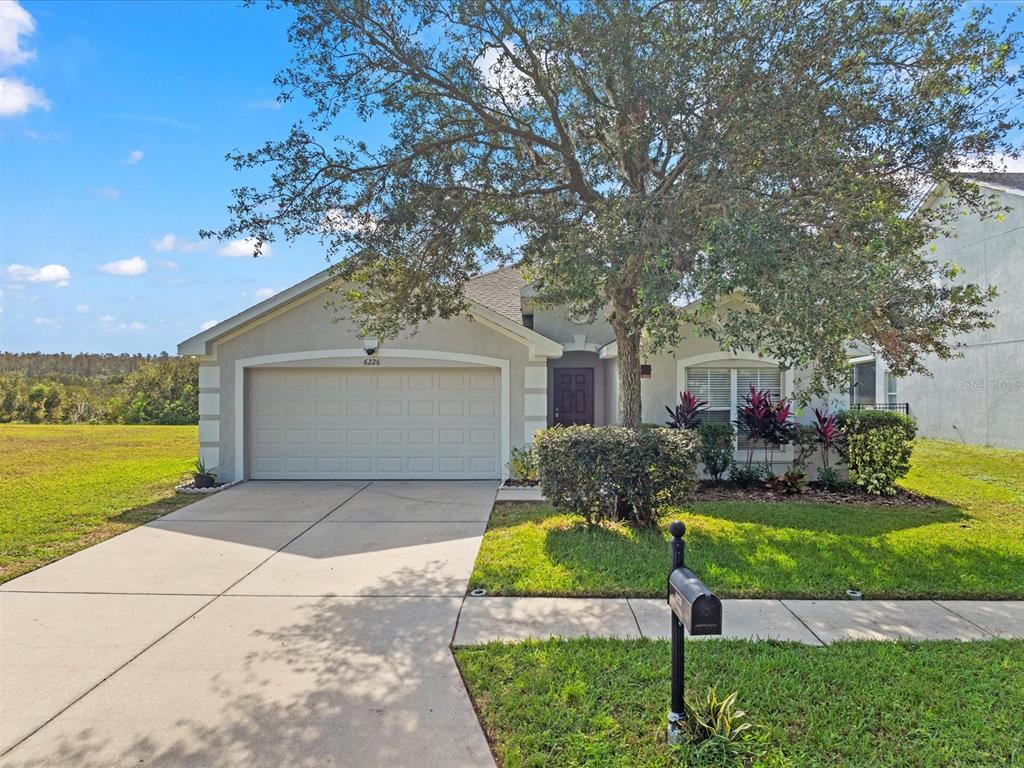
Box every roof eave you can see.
[178,269,563,359]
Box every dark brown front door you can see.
[553,368,594,426]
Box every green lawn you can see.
[456,637,1024,768]
[0,424,198,582]
[469,438,1024,599]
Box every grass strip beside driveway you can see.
[468,439,1024,599]
[0,424,197,583]
[456,637,1024,768]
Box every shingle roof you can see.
[961,172,1024,194]
[465,266,527,324]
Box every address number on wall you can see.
[362,358,381,366]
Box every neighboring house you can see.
[856,173,1024,450]
[180,267,831,482]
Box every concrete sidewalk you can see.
[452,596,1024,646]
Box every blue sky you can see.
[0,0,337,354]
[1,1,1022,355]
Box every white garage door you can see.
[247,367,502,480]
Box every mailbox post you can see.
[666,520,722,744]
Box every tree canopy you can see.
[209,0,1021,425]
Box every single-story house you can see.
[179,267,839,482]
[852,173,1024,450]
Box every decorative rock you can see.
[174,479,241,495]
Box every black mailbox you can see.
[668,567,722,636]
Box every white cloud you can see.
[98,314,147,333]
[218,237,272,257]
[33,316,60,327]
[0,76,49,116]
[0,3,48,119]
[150,233,175,252]
[156,259,179,270]
[474,42,534,105]
[253,287,279,301]
[96,185,121,200]
[150,233,208,253]
[200,319,218,331]
[323,208,378,234]
[126,149,144,164]
[75,304,89,313]
[0,1,36,68]
[98,256,147,276]
[6,263,71,284]
[959,153,1024,174]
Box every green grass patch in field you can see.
[0,424,197,582]
[456,637,1024,768]
[469,438,1024,599]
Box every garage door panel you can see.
[248,367,502,479]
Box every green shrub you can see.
[816,464,843,491]
[837,409,917,495]
[789,424,819,470]
[696,422,733,481]
[534,425,700,527]
[507,445,538,482]
[729,462,769,486]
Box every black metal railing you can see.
[852,402,910,415]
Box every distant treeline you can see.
[0,352,198,425]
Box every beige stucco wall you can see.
[530,306,616,347]
[204,289,540,481]
[897,187,1024,449]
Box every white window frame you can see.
[677,353,795,460]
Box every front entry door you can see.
[553,368,595,426]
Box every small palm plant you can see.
[680,687,765,760]
[192,457,217,488]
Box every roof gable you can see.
[177,266,558,358]
[463,266,527,324]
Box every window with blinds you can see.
[684,365,784,450]
[686,369,731,424]
[736,368,782,400]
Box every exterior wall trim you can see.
[232,348,512,482]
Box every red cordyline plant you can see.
[734,386,795,471]
[813,407,838,468]
[665,390,708,430]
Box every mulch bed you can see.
[696,480,941,507]
[503,479,540,487]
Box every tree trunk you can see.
[613,321,643,429]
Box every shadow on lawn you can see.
[535,500,1023,598]
[684,499,967,536]
[107,493,193,526]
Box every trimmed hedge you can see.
[534,425,700,526]
[837,409,917,495]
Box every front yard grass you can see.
[468,438,1024,599]
[0,424,197,583]
[456,637,1024,768]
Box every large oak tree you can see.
[209,0,1021,426]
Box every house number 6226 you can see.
[362,358,381,366]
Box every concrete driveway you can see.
[0,481,497,768]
